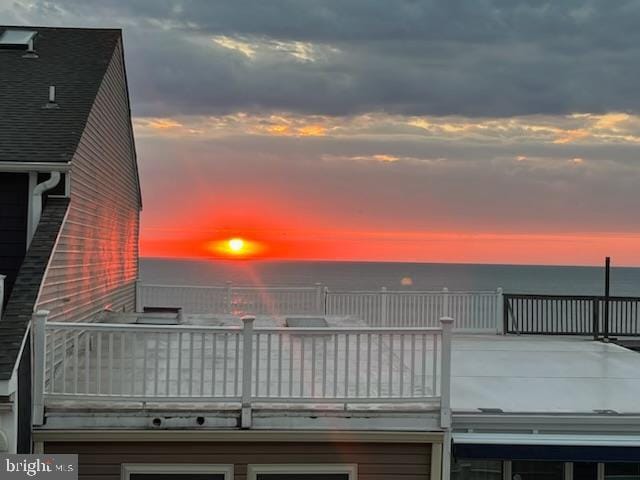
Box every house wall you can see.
[36,39,140,322]
[0,173,29,307]
[44,441,433,480]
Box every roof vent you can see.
[43,86,59,109]
[285,317,328,328]
[0,29,38,57]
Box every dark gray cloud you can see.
[7,0,640,117]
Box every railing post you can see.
[496,287,503,334]
[380,287,388,326]
[135,279,142,312]
[32,310,49,426]
[315,283,323,314]
[592,298,600,341]
[439,316,453,429]
[241,315,255,428]
[323,286,329,315]
[441,287,449,318]
[0,274,5,319]
[226,281,233,314]
[439,315,454,480]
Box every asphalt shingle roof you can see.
[0,26,120,163]
[0,197,69,380]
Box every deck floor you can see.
[451,334,640,414]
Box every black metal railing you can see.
[504,294,640,338]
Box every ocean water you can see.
[140,258,640,297]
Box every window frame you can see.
[121,463,234,480]
[247,464,357,480]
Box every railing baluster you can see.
[223,332,229,397]
[234,333,240,397]
[366,333,371,397]
[200,333,205,396]
[322,336,327,397]
[142,330,148,397]
[108,332,113,395]
[300,335,305,397]
[177,332,182,396]
[119,333,124,395]
[355,334,360,397]
[388,334,393,397]
[61,331,67,394]
[278,334,283,397]
[211,333,217,396]
[267,333,272,397]
[48,330,56,394]
[344,333,350,397]
[333,334,339,397]
[311,336,316,398]
[84,332,90,394]
[96,332,102,395]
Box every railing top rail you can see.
[45,321,243,333]
[139,283,316,291]
[139,283,228,290]
[232,286,317,292]
[254,326,443,335]
[327,290,498,295]
[45,322,443,335]
[505,293,640,301]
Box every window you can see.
[121,464,233,480]
[573,462,598,480]
[247,464,357,480]
[452,459,502,480]
[511,460,563,480]
[605,463,640,480]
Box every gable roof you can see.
[0,197,69,380]
[0,26,121,163]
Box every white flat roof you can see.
[451,335,640,414]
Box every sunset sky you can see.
[6,1,640,265]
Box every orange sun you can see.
[228,237,245,253]
[207,237,264,258]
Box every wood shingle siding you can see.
[45,441,432,480]
[36,38,140,322]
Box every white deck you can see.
[451,335,640,414]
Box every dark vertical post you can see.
[604,257,611,341]
[592,298,600,340]
[503,295,509,334]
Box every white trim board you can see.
[453,432,640,447]
[121,464,233,480]
[247,464,357,480]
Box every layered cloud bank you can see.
[5,0,640,264]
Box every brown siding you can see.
[36,38,140,322]
[44,442,432,480]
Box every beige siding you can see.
[45,441,432,480]
[37,39,140,322]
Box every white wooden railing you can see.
[326,287,502,331]
[32,312,453,427]
[137,282,323,316]
[137,282,503,332]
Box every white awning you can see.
[454,432,640,447]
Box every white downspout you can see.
[27,171,61,249]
